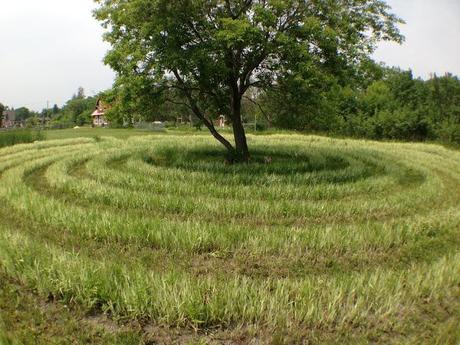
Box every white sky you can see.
[0,0,114,111]
[0,0,459,111]
[373,0,460,79]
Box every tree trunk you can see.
[172,69,250,162]
[203,118,236,154]
[231,96,250,162]
[172,69,236,156]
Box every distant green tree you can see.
[95,0,403,162]
[361,80,393,115]
[65,97,96,126]
[52,104,60,115]
[429,74,460,124]
[15,107,32,122]
[25,116,42,128]
[76,87,85,99]
[102,79,191,127]
[50,88,98,127]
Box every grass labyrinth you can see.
[1,133,460,343]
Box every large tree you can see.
[95,0,403,162]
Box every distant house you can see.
[1,110,17,128]
[92,99,109,127]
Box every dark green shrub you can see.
[368,109,432,141]
[438,124,460,145]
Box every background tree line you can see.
[104,63,460,146]
[2,68,459,147]
[1,87,98,129]
[262,65,460,144]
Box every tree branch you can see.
[163,97,193,111]
[172,69,235,153]
[243,95,273,125]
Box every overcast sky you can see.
[0,0,459,111]
[374,0,460,79]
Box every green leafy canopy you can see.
[94,0,403,160]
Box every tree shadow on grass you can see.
[140,146,376,186]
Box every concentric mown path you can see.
[1,134,459,343]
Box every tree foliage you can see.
[95,0,403,161]
[47,88,98,128]
[263,65,460,144]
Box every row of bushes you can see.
[259,68,460,145]
[338,110,451,142]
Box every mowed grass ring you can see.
[1,134,459,343]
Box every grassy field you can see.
[0,129,44,148]
[44,127,162,141]
[0,131,460,344]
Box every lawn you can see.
[44,127,162,141]
[0,129,44,148]
[0,131,459,344]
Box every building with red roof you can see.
[92,99,109,127]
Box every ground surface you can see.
[1,130,460,344]
[45,127,165,141]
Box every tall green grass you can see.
[0,134,459,343]
[0,129,44,148]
